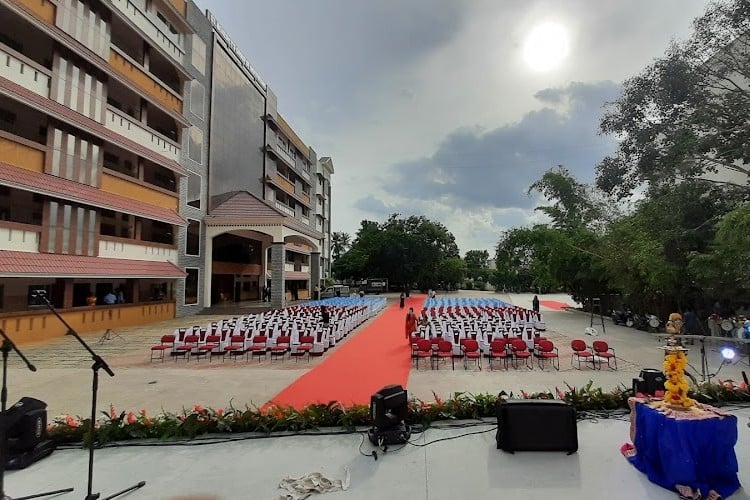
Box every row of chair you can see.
[410,337,559,371]
[571,339,617,370]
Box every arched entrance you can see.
[209,229,273,306]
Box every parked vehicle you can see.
[320,285,350,299]
[611,308,635,328]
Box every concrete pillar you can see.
[310,252,320,299]
[270,242,285,309]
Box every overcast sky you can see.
[194,0,709,254]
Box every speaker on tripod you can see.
[3,397,56,470]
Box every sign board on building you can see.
[206,10,267,91]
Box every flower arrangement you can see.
[46,381,748,445]
[662,349,695,409]
[661,313,696,410]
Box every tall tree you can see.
[331,231,351,261]
[332,215,460,289]
[597,0,750,198]
[464,250,490,280]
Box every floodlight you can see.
[721,347,736,361]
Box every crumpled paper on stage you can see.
[277,469,350,500]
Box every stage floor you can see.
[7,408,750,500]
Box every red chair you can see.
[247,335,268,362]
[510,339,532,369]
[489,339,509,371]
[432,340,454,370]
[270,335,290,361]
[225,335,247,361]
[292,335,314,362]
[150,335,175,362]
[592,340,617,370]
[175,334,199,361]
[535,339,559,370]
[571,339,595,369]
[461,339,481,370]
[195,334,221,362]
[413,339,432,369]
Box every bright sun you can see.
[523,22,570,72]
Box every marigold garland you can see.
[662,350,695,409]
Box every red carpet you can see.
[540,300,570,311]
[270,295,424,408]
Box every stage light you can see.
[368,384,411,446]
[721,347,736,361]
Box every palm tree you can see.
[331,232,351,261]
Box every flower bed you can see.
[47,381,750,445]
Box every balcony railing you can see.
[301,216,310,226]
[105,106,180,161]
[98,237,177,262]
[109,47,182,114]
[0,44,51,98]
[110,0,185,63]
[274,201,295,217]
[0,224,41,252]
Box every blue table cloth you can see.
[626,400,741,498]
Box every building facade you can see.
[0,0,333,342]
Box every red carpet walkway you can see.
[270,295,425,408]
[540,300,571,311]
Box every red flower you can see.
[126,412,136,425]
[110,405,117,419]
[216,408,225,417]
[65,415,80,428]
[193,405,204,413]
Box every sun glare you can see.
[523,22,570,72]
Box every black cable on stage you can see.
[407,425,498,448]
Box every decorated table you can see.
[623,398,740,499]
[622,313,741,499]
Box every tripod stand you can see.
[97,330,123,345]
[31,291,145,500]
[0,329,74,500]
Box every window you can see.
[186,219,200,256]
[191,35,206,75]
[188,127,203,163]
[190,81,205,119]
[187,173,201,209]
[184,268,199,305]
[27,285,51,307]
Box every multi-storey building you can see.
[0,0,332,342]
[200,9,328,310]
[0,0,193,342]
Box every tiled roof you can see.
[0,162,186,226]
[0,250,186,278]
[0,76,187,176]
[206,191,324,240]
[208,191,287,219]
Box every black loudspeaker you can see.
[634,369,665,395]
[496,399,578,454]
[3,397,56,469]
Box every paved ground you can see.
[4,291,749,418]
[4,291,750,499]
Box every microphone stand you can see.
[0,328,73,500]
[31,291,145,500]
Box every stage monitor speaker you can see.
[496,399,577,454]
[638,369,665,395]
[5,397,48,452]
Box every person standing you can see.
[321,305,330,326]
[532,295,540,313]
[399,292,405,309]
[405,307,417,341]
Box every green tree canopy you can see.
[332,214,460,289]
[597,0,750,198]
